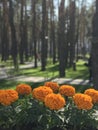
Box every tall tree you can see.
[79,3,86,59]
[1,0,9,61]
[58,0,66,77]
[0,2,2,56]
[69,0,76,69]
[41,0,47,71]
[91,0,98,89]
[24,0,28,61]
[32,0,37,68]
[9,0,18,70]
[49,0,56,64]
[19,0,25,64]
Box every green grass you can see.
[0,80,20,90]
[0,80,44,90]
[0,79,93,93]
[0,60,90,90]
[8,60,89,80]
[8,63,59,78]
[66,60,89,79]
[72,85,93,93]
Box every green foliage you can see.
[0,96,98,130]
[0,86,98,130]
[0,105,15,129]
[62,97,98,130]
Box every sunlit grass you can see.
[12,60,89,79]
[9,63,59,78]
[66,60,89,79]
[0,60,90,90]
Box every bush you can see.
[0,82,98,130]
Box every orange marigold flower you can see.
[59,85,75,97]
[32,86,53,102]
[44,93,66,110]
[44,82,59,93]
[73,93,93,110]
[16,84,32,95]
[0,89,18,106]
[84,89,98,104]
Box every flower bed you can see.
[0,82,98,130]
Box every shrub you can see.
[0,82,98,130]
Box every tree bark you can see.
[58,0,66,77]
[41,0,47,71]
[2,0,9,61]
[19,0,24,64]
[91,0,98,89]
[24,0,28,61]
[9,0,18,70]
[32,0,37,68]
[69,1,76,69]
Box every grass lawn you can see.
[7,59,89,79]
[66,60,89,79]
[0,80,44,90]
[0,60,90,90]
[0,79,93,93]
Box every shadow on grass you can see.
[74,84,93,93]
[0,78,94,94]
[47,64,59,72]
[7,61,89,80]
[72,70,89,80]
[0,80,19,89]
[0,79,45,90]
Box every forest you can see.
[0,0,98,88]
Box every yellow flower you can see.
[73,93,93,110]
[32,86,53,102]
[59,85,75,97]
[16,84,32,95]
[84,88,98,104]
[0,89,18,106]
[44,82,59,93]
[44,93,66,110]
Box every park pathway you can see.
[0,62,92,86]
[0,74,92,86]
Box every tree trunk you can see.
[50,0,56,64]
[2,0,9,61]
[19,0,24,64]
[91,0,98,89]
[0,5,1,54]
[69,1,76,70]
[32,0,37,68]
[24,0,28,61]
[58,0,66,77]
[41,0,47,71]
[9,0,18,70]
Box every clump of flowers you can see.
[44,93,66,110]
[0,89,18,106]
[16,84,32,95]
[44,82,59,93]
[59,85,75,97]
[73,93,93,110]
[32,86,53,102]
[0,82,98,130]
[84,88,98,104]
